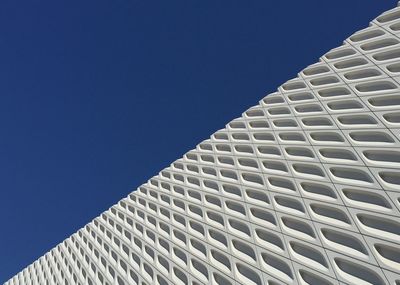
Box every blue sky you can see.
[0,0,395,282]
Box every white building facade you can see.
[5,3,400,285]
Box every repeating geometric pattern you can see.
[5,3,400,285]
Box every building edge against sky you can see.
[5,3,400,285]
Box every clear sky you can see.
[0,0,396,282]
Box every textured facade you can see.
[5,4,400,285]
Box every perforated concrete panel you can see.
[5,4,400,285]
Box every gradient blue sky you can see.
[0,0,396,282]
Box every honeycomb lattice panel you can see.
[6,4,400,285]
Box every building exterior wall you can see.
[5,3,400,285]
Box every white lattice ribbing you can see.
[5,4,400,285]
